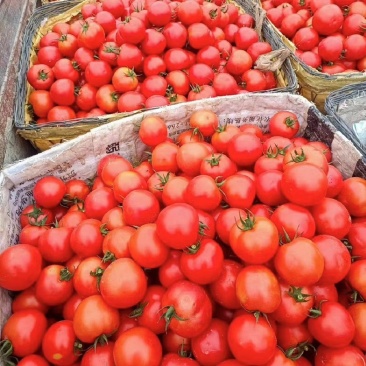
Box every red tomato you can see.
[256,170,288,207]
[190,110,219,137]
[274,237,324,286]
[63,293,83,321]
[277,323,313,350]
[161,280,213,338]
[33,176,66,209]
[158,250,186,288]
[314,345,366,366]
[347,259,366,299]
[337,177,366,217]
[212,72,238,96]
[12,287,49,314]
[0,244,42,291]
[122,190,160,226]
[42,320,79,365]
[117,44,143,68]
[180,238,224,285]
[114,327,162,366]
[310,198,351,239]
[29,90,54,118]
[85,60,113,87]
[230,214,279,264]
[236,265,281,313]
[17,355,50,366]
[177,1,203,26]
[37,46,62,68]
[270,203,316,240]
[78,22,105,50]
[269,111,300,138]
[161,354,200,366]
[162,176,190,206]
[156,203,199,249]
[118,17,146,44]
[191,318,231,365]
[308,301,355,348]
[139,116,168,147]
[81,342,114,366]
[272,282,314,325]
[141,28,167,54]
[228,132,263,167]
[113,171,147,203]
[73,295,120,343]
[228,313,277,364]
[215,207,246,245]
[177,142,213,176]
[2,310,48,357]
[102,226,134,261]
[101,206,125,230]
[235,27,259,50]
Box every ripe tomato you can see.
[12,287,49,314]
[129,224,169,268]
[326,165,344,198]
[230,214,279,264]
[161,280,212,338]
[78,22,105,49]
[212,72,238,96]
[81,342,114,366]
[117,44,143,68]
[270,203,315,240]
[148,1,172,26]
[256,170,288,206]
[139,116,168,147]
[37,46,62,68]
[156,203,199,249]
[49,78,76,106]
[189,110,219,137]
[75,83,97,111]
[70,220,104,258]
[147,171,175,202]
[211,125,240,154]
[228,313,277,364]
[348,303,366,351]
[180,238,224,285]
[100,258,147,308]
[17,355,50,366]
[272,282,314,325]
[314,345,366,366]
[235,27,259,50]
[347,259,366,299]
[123,189,160,226]
[2,310,48,357]
[228,132,263,167]
[191,318,230,365]
[236,265,281,313]
[0,244,42,291]
[35,264,74,306]
[276,323,313,350]
[38,227,73,263]
[151,142,179,173]
[158,250,186,288]
[312,4,343,35]
[42,320,79,365]
[177,1,203,26]
[161,354,200,366]
[162,176,190,206]
[95,84,119,113]
[274,237,324,286]
[269,111,300,138]
[118,17,146,44]
[73,295,120,343]
[63,293,83,321]
[114,327,162,366]
[33,176,66,209]
[308,301,355,348]
[29,90,54,118]
[337,177,366,217]
[215,208,246,245]
[281,163,328,206]
[85,60,113,87]
[141,28,167,54]
[102,226,134,261]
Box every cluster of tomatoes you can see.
[26,0,279,125]
[2,108,366,366]
[263,0,366,74]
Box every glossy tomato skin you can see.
[33,176,66,209]
[230,215,279,264]
[0,244,43,291]
[156,203,199,250]
[12,287,49,314]
[337,177,366,217]
[276,323,314,350]
[314,345,366,366]
[161,353,200,366]
[73,295,120,344]
[113,326,162,366]
[2,310,48,357]
[215,208,246,245]
[17,355,50,366]
[161,280,213,338]
[100,258,147,309]
[81,342,114,366]
[158,250,186,288]
[228,313,277,365]
[310,198,352,239]
[222,174,256,209]
[35,265,74,306]
[348,222,366,259]
[42,320,79,365]
[312,235,351,285]
[227,133,263,167]
[180,238,224,285]
[272,282,314,325]
[191,318,231,365]
[84,187,118,220]
[308,301,356,348]
[209,259,242,310]
[274,237,324,286]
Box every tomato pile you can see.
[263,0,366,74]
[2,108,366,366]
[26,0,280,124]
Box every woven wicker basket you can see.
[15,0,297,152]
[248,0,366,113]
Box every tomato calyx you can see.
[287,148,307,164]
[287,286,312,303]
[308,300,328,318]
[161,306,188,332]
[24,204,48,226]
[104,45,120,55]
[81,23,90,34]
[284,116,297,129]
[279,227,299,245]
[265,146,281,159]
[185,242,201,255]
[102,250,117,263]
[100,224,109,237]
[154,172,172,191]
[74,340,84,357]
[90,267,105,290]
[0,340,17,366]
[199,221,209,237]
[206,153,222,167]
[60,267,74,281]
[38,69,50,81]
[129,301,148,318]
[285,341,316,361]
[221,4,229,13]
[236,212,255,231]
[215,124,228,133]
[209,8,219,19]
